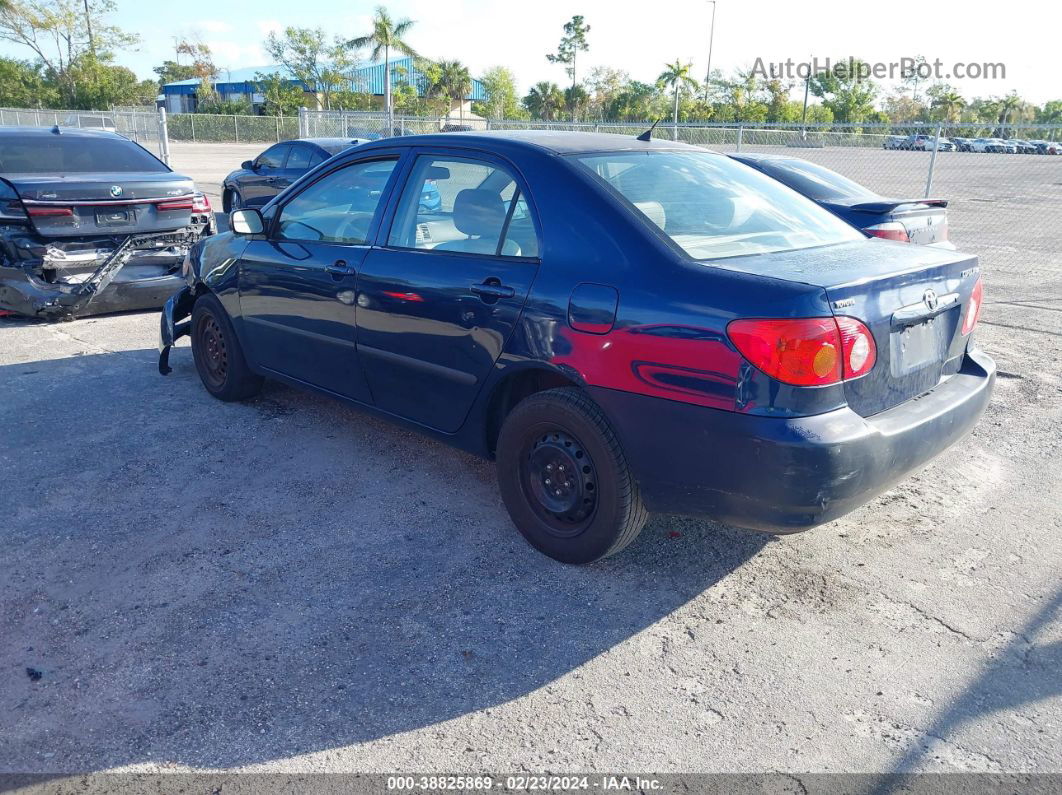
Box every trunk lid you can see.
[7,172,196,238]
[712,239,980,416]
[846,198,949,247]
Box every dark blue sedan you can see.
[730,152,953,248]
[161,131,993,563]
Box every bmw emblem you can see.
[110,185,123,198]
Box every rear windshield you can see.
[575,151,863,260]
[750,158,879,203]
[0,135,169,174]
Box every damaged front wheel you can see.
[191,293,263,401]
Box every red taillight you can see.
[27,205,74,217]
[962,277,983,335]
[727,316,877,386]
[156,199,194,212]
[863,222,910,242]
[192,193,211,213]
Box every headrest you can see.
[452,189,506,237]
[634,201,666,230]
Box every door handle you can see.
[471,281,515,301]
[325,259,351,275]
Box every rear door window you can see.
[286,145,313,170]
[387,155,538,257]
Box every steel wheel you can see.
[195,311,228,391]
[520,427,599,537]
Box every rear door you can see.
[356,150,541,432]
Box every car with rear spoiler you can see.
[730,153,954,249]
[0,126,213,319]
[159,130,993,564]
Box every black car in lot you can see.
[731,153,952,248]
[222,138,368,212]
[0,126,212,318]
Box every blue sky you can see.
[1,0,1055,103]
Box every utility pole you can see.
[800,62,810,137]
[703,1,717,102]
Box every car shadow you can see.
[0,348,769,771]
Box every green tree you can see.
[606,80,657,121]
[435,60,471,122]
[1036,100,1062,124]
[546,14,589,112]
[348,6,417,123]
[808,58,878,122]
[927,85,966,123]
[68,56,156,107]
[883,93,928,123]
[475,65,522,119]
[523,81,564,120]
[658,59,698,137]
[265,26,353,111]
[0,56,57,106]
[585,66,628,120]
[563,84,589,121]
[255,70,306,116]
[153,60,197,87]
[0,0,139,106]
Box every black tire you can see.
[229,189,244,212]
[190,292,263,401]
[496,387,648,564]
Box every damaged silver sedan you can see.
[0,126,213,319]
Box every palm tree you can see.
[524,82,563,121]
[349,6,418,130]
[564,84,589,122]
[435,60,472,123]
[997,92,1026,134]
[932,90,966,123]
[658,60,698,140]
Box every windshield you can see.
[751,157,879,203]
[0,135,169,174]
[575,150,863,260]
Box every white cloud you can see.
[199,20,232,34]
[257,19,284,38]
[205,40,266,69]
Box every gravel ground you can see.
[0,141,1059,778]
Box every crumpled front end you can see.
[0,221,209,319]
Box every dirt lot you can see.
[0,140,1059,778]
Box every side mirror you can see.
[241,160,254,170]
[230,208,264,236]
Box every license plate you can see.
[96,208,131,225]
[891,318,945,374]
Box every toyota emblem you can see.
[923,289,939,310]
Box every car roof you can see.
[349,129,709,156]
[297,137,361,146]
[0,125,125,139]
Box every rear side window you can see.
[753,158,879,203]
[286,146,313,170]
[387,155,538,257]
[0,135,169,174]
[277,158,398,245]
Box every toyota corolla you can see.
[159,130,994,564]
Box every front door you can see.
[238,155,404,402]
[244,143,290,206]
[356,152,541,432]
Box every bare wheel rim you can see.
[519,426,599,538]
[196,312,228,390]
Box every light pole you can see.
[703,1,717,102]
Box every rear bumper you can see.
[158,285,195,375]
[0,262,184,319]
[590,348,996,532]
